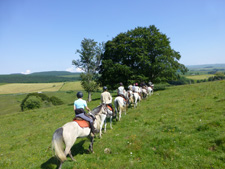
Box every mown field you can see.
[0,81,83,95]
[185,74,214,80]
[0,80,225,169]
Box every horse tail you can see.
[52,127,67,162]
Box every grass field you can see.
[59,82,83,91]
[0,80,225,168]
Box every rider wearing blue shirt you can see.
[74,92,97,134]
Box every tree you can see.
[73,38,104,101]
[98,25,188,90]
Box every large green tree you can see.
[73,38,104,101]
[98,25,188,90]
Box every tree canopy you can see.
[98,25,188,90]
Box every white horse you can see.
[127,90,134,106]
[140,87,148,99]
[101,106,113,137]
[114,94,128,121]
[52,104,108,169]
[133,92,141,108]
[147,86,153,95]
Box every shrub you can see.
[207,72,225,82]
[50,96,64,105]
[23,96,42,111]
[154,83,170,91]
[20,93,63,111]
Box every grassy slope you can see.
[0,81,225,169]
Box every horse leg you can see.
[58,161,63,169]
[64,144,74,161]
[99,121,103,138]
[104,118,107,133]
[68,150,76,161]
[64,136,77,162]
[110,116,113,129]
[89,135,94,153]
[119,108,121,121]
[115,107,118,121]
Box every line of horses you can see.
[52,85,154,169]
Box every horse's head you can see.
[89,104,108,117]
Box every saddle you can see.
[73,117,90,128]
[107,105,112,111]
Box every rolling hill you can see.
[0,71,81,83]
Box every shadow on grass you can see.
[41,156,60,169]
[41,140,89,169]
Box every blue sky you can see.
[0,0,225,74]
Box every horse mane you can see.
[90,104,103,116]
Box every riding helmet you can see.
[77,91,83,98]
[103,86,107,91]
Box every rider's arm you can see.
[85,106,90,112]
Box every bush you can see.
[23,96,42,111]
[154,83,170,91]
[50,96,64,105]
[20,93,63,111]
[208,72,225,82]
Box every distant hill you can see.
[29,71,80,76]
[186,63,225,70]
[0,71,81,83]
[184,64,225,75]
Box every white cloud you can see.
[66,67,84,73]
[21,70,31,75]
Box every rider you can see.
[133,83,139,93]
[148,81,154,89]
[117,82,128,104]
[101,86,115,116]
[74,91,97,135]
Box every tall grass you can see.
[0,81,224,169]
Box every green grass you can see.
[0,81,225,168]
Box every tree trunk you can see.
[88,91,92,102]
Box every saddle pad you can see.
[107,105,112,111]
[73,120,90,128]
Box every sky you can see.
[0,0,225,75]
